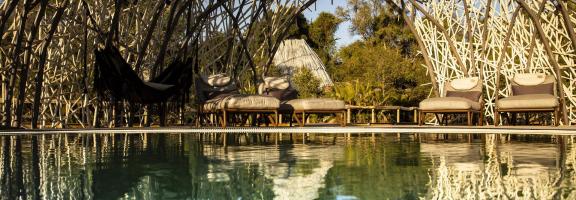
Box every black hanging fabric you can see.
[93,45,192,104]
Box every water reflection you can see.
[0,133,574,199]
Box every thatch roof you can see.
[272,39,334,87]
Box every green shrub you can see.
[292,68,321,98]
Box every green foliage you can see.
[331,42,428,106]
[329,81,386,106]
[309,12,343,66]
[292,68,321,98]
[325,0,430,107]
[337,1,418,57]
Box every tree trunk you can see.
[558,0,576,54]
[463,0,475,75]
[31,1,68,129]
[3,0,34,127]
[134,1,165,74]
[15,0,49,127]
[0,0,20,44]
[151,0,185,78]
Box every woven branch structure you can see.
[404,0,576,125]
[0,0,316,128]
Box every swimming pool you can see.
[0,132,573,199]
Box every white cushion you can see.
[224,95,280,110]
[264,77,290,90]
[513,73,546,86]
[497,94,558,110]
[420,97,482,111]
[450,77,479,90]
[202,95,280,111]
[201,73,231,87]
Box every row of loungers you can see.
[419,73,560,126]
[195,74,346,127]
[195,73,558,127]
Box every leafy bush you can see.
[291,67,321,98]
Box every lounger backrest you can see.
[258,77,298,101]
[511,73,556,96]
[443,77,483,102]
[195,74,238,103]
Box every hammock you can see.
[94,46,193,104]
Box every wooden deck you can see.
[1,125,576,135]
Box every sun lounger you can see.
[258,77,346,127]
[196,74,280,127]
[419,77,483,126]
[495,73,559,126]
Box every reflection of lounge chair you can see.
[196,74,280,127]
[258,77,346,127]
[495,73,559,126]
[419,77,483,126]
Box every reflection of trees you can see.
[318,135,430,199]
[0,134,196,199]
[2,133,340,199]
[425,134,574,199]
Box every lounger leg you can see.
[195,112,201,128]
[511,113,517,125]
[494,110,500,126]
[467,111,472,126]
[222,110,227,128]
[554,108,560,126]
[274,111,279,127]
[293,112,302,127]
[418,110,423,126]
[479,111,484,126]
[301,111,306,127]
[340,111,346,127]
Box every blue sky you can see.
[303,1,361,48]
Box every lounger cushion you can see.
[201,98,223,112]
[513,73,546,86]
[419,97,481,111]
[446,91,482,102]
[281,98,345,111]
[201,73,231,87]
[512,83,554,96]
[225,95,280,110]
[201,95,279,112]
[263,77,290,90]
[497,94,558,110]
[450,77,479,90]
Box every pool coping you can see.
[1,125,576,135]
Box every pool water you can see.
[0,133,574,199]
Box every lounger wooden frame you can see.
[282,109,347,127]
[419,108,484,126]
[494,107,559,126]
[196,106,279,128]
